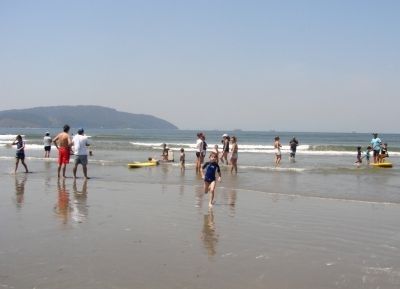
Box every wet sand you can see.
[1,161,400,289]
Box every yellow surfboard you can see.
[370,162,393,168]
[127,161,159,168]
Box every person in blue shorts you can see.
[201,152,222,208]
[12,135,29,173]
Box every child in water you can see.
[201,152,222,208]
[148,157,159,164]
[179,148,185,171]
[378,143,389,163]
[161,143,169,161]
[364,146,372,165]
[212,144,219,164]
[355,146,362,165]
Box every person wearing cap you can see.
[220,134,230,165]
[370,133,382,164]
[53,124,72,178]
[43,131,52,158]
[71,128,91,179]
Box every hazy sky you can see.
[1,0,399,132]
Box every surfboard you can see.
[127,161,159,168]
[370,162,393,168]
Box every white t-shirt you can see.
[196,139,203,153]
[72,134,90,156]
[43,136,52,146]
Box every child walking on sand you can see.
[201,152,222,208]
[12,135,29,173]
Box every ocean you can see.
[2,128,400,289]
[1,128,399,203]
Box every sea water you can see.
[1,128,399,203]
[2,128,400,289]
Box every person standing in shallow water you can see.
[43,132,52,158]
[274,136,282,166]
[201,134,207,164]
[72,128,91,179]
[12,135,29,173]
[370,133,382,164]
[289,137,299,161]
[53,124,72,178]
[229,136,238,174]
[195,132,204,173]
[179,148,185,171]
[220,134,230,165]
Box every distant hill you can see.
[0,106,178,129]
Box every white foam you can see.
[129,141,400,156]
[240,165,306,172]
[23,144,56,150]
[0,134,25,140]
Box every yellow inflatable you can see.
[370,162,393,168]
[127,160,159,168]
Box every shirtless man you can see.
[53,124,72,178]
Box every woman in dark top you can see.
[12,135,29,173]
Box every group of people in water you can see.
[273,136,299,166]
[11,124,91,179]
[194,132,239,172]
[193,132,237,207]
[11,128,391,208]
[355,133,389,165]
[194,132,299,207]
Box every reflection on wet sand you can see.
[72,179,89,223]
[54,179,71,225]
[14,174,27,208]
[43,161,52,187]
[195,185,205,208]
[228,189,237,216]
[201,209,218,257]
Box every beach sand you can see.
[1,160,400,289]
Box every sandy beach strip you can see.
[1,162,400,289]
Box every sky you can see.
[1,0,399,133]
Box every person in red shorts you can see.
[52,124,72,178]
